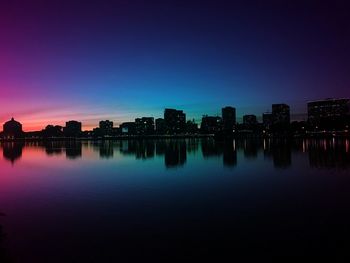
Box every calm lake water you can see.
[0,138,350,262]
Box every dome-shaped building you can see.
[3,118,23,139]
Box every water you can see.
[0,138,349,262]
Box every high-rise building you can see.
[135,117,155,135]
[272,104,290,130]
[222,106,236,132]
[164,109,186,134]
[99,120,114,136]
[63,121,82,137]
[307,98,350,129]
[3,118,23,139]
[200,116,222,134]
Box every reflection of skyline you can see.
[99,141,114,159]
[272,139,292,168]
[223,141,237,167]
[65,141,82,160]
[2,142,24,164]
[44,142,63,156]
[1,139,350,170]
[164,140,186,168]
[308,139,350,169]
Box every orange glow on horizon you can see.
[1,118,124,132]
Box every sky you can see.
[1,0,349,131]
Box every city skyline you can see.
[0,100,325,132]
[1,98,349,136]
[1,0,349,131]
[1,96,349,132]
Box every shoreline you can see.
[1,133,349,142]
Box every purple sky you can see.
[1,0,349,130]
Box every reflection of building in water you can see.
[308,139,350,169]
[44,142,64,155]
[120,140,136,155]
[272,140,291,168]
[223,140,237,167]
[99,141,114,158]
[2,118,23,139]
[242,139,258,159]
[263,139,273,159]
[120,140,155,159]
[2,142,24,164]
[136,140,155,159]
[65,141,82,159]
[155,140,166,156]
[262,139,291,168]
[186,139,199,154]
[201,138,223,157]
[165,140,186,168]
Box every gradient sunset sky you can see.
[1,0,349,131]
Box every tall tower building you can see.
[222,106,236,132]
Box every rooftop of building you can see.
[307,98,350,104]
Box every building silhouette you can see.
[135,117,155,135]
[272,104,290,132]
[120,122,136,135]
[201,116,222,134]
[2,118,23,139]
[222,106,236,132]
[99,120,114,136]
[164,109,186,134]
[42,125,63,138]
[308,98,350,130]
[243,115,257,126]
[186,119,199,134]
[2,142,24,164]
[64,121,82,137]
[155,118,166,134]
[262,113,273,130]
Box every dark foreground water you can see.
[0,138,349,262]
